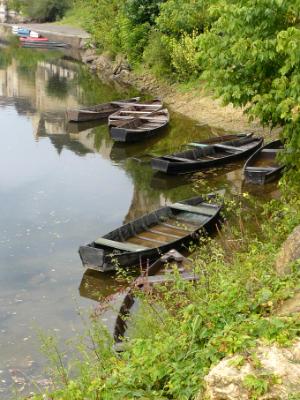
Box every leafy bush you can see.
[118,15,151,64]
[199,0,300,161]
[169,32,201,81]
[156,0,212,38]
[124,0,165,25]
[143,30,173,77]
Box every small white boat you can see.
[30,31,40,38]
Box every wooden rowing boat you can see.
[151,135,263,175]
[113,250,198,346]
[66,97,141,123]
[110,109,169,143]
[108,99,163,127]
[243,139,284,184]
[79,192,223,272]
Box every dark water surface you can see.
[0,45,279,398]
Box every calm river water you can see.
[0,44,279,398]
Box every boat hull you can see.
[79,193,223,272]
[110,123,168,143]
[244,139,284,185]
[66,97,141,123]
[152,137,263,174]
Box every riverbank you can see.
[1,22,276,137]
[29,185,300,400]
[82,51,274,137]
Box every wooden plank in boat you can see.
[136,235,167,244]
[163,156,195,162]
[246,167,277,172]
[161,222,193,232]
[171,203,217,216]
[138,231,174,243]
[148,227,183,238]
[188,142,209,148]
[126,237,158,248]
[214,144,243,152]
[261,149,282,153]
[78,109,101,114]
[111,101,160,107]
[94,237,149,251]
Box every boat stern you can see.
[110,127,129,142]
[151,158,171,173]
[79,245,114,272]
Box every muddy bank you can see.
[83,51,277,137]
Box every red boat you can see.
[20,37,49,43]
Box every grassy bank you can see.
[29,179,300,400]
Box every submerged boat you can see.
[66,97,141,123]
[110,109,169,143]
[108,99,163,127]
[244,139,284,184]
[151,135,263,175]
[113,249,198,345]
[79,192,223,272]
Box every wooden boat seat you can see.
[261,149,282,153]
[246,167,277,172]
[94,237,149,252]
[78,109,101,114]
[170,202,217,216]
[214,144,243,152]
[163,156,195,162]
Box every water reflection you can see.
[0,43,278,399]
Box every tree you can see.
[199,0,300,159]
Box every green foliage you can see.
[77,0,122,53]
[199,0,300,163]
[156,0,212,38]
[124,0,165,25]
[118,15,151,64]
[169,32,201,81]
[143,30,172,77]
[22,0,72,22]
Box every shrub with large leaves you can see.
[199,0,300,158]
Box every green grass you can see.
[57,6,89,28]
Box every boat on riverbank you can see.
[244,139,284,184]
[20,36,49,42]
[66,97,141,122]
[79,192,223,272]
[108,99,163,127]
[20,39,70,48]
[112,249,198,345]
[151,135,263,174]
[12,26,40,38]
[110,108,169,143]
